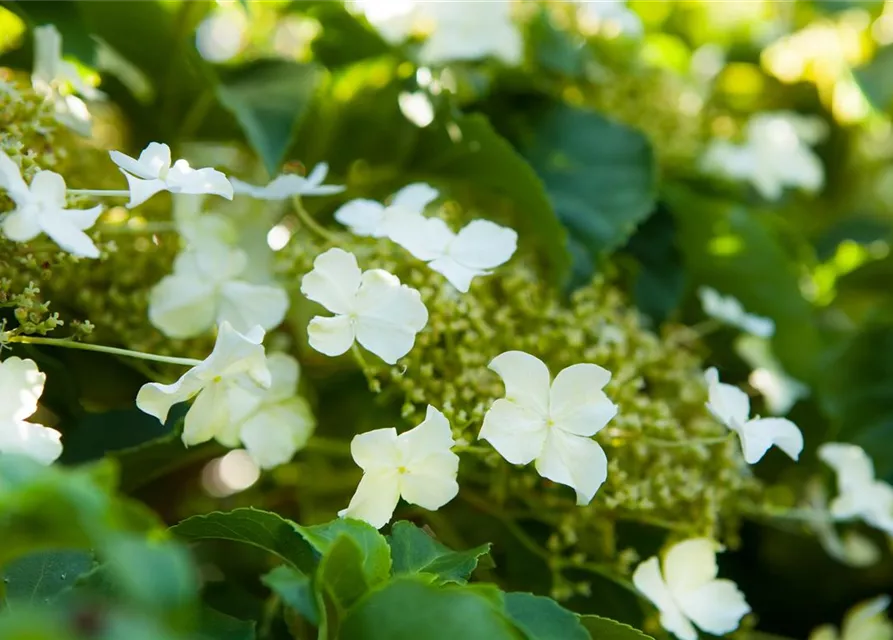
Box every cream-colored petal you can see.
[704,367,751,429]
[632,557,697,640]
[168,163,234,200]
[0,419,62,465]
[0,357,45,422]
[240,398,314,469]
[148,273,218,339]
[448,219,517,271]
[41,216,100,259]
[663,538,720,596]
[550,363,617,437]
[200,321,270,388]
[676,579,750,636]
[136,370,206,425]
[384,210,453,261]
[390,183,438,212]
[300,248,362,315]
[307,315,356,358]
[350,427,400,472]
[400,453,459,511]
[426,256,483,293]
[0,150,30,202]
[737,417,804,464]
[479,399,548,465]
[339,470,401,530]
[818,443,876,494]
[121,173,168,209]
[2,208,42,243]
[334,199,387,237]
[218,280,289,334]
[399,405,455,463]
[534,429,607,505]
[488,350,551,416]
[261,353,301,404]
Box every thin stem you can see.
[292,195,337,242]
[605,430,735,449]
[351,343,370,372]
[97,221,177,235]
[453,444,492,455]
[742,505,827,525]
[7,335,202,367]
[67,189,130,198]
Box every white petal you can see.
[534,429,608,505]
[843,595,892,637]
[632,557,697,640]
[2,208,42,243]
[818,443,876,493]
[0,357,45,422]
[334,199,387,237]
[448,219,518,270]
[350,427,400,471]
[32,25,61,89]
[399,406,456,466]
[29,171,67,209]
[63,205,104,231]
[121,173,168,208]
[550,363,617,437]
[488,351,551,416]
[136,370,206,424]
[479,399,548,465]
[339,470,401,530]
[0,419,62,465]
[400,453,459,511]
[676,580,750,636]
[168,163,234,200]
[0,150,30,202]
[737,417,804,464]
[307,315,356,357]
[148,273,218,339]
[262,352,300,404]
[218,280,289,334]
[426,256,483,292]
[41,216,100,258]
[240,398,314,469]
[201,321,271,388]
[663,538,719,595]
[300,248,362,315]
[704,367,750,429]
[184,378,263,447]
[384,210,453,261]
[354,270,428,364]
[137,142,172,176]
[390,183,439,212]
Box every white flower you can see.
[701,111,826,200]
[385,212,517,293]
[698,287,775,338]
[351,0,418,44]
[632,538,751,640]
[810,596,893,640]
[230,164,345,200]
[149,216,289,339]
[818,443,893,535]
[136,322,271,447]
[335,183,438,238]
[479,351,617,505]
[109,142,234,209]
[417,0,523,66]
[806,480,881,568]
[704,367,803,464]
[0,151,103,258]
[300,248,428,365]
[575,0,644,37]
[0,357,63,465]
[735,334,808,416]
[339,405,458,529]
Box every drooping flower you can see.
[339,405,458,529]
[300,248,428,364]
[809,596,893,640]
[230,163,345,200]
[479,351,617,505]
[0,357,63,465]
[632,538,751,640]
[109,142,234,208]
[806,479,881,568]
[735,334,808,416]
[149,215,289,338]
[335,183,438,238]
[698,287,775,338]
[385,211,517,293]
[0,151,103,258]
[704,367,803,464]
[701,111,826,200]
[136,322,271,447]
[818,443,893,536]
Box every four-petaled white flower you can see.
[149,214,289,339]
[136,322,271,447]
[230,164,345,200]
[705,367,803,464]
[335,183,438,238]
[809,595,893,640]
[0,151,103,258]
[109,142,234,208]
[0,357,63,465]
[698,287,775,338]
[479,351,618,505]
[818,442,893,536]
[701,111,826,201]
[632,538,751,640]
[385,211,518,293]
[300,248,428,364]
[340,405,458,529]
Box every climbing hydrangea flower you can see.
[705,367,803,464]
[340,405,458,529]
[386,212,518,293]
[0,151,103,258]
[109,142,234,208]
[818,443,893,536]
[479,351,618,505]
[698,287,775,338]
[335,183,438,238]
[0,357,63,465]
[136,323,271,447]
[230,163,345,200]
[809,595,893,640]
[300,248,428,364]
[633,538,751,640]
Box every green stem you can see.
[68,189,130,197]
[605,430,735,449]
[292,195,337,242]
[453,444,492,455]
[6,335,201,367]
[97,221,177,235]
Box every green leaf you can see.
[4,0,96,65]
[316,535,372,612]
[2,550,94,607]
[299,518,391,585]
[198,607,257,640]
[521,103,657,285]
[217,60,321,176]
[170,508,317,574]
[261,565,319,626]
[299,1,391,68]
[339,577,522,640]
[388,521,490,584]
[578,615,655,639]
[855,45,893,112]
[503,593,589,640]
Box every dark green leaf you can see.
[578,615,655,639]
[4,0,96,65]
[198,607,257,640]
[529,8,585,77]
[855,45,893,112]
[300,1,392,68]
[504,593,589,640]
[388,521,490,584]
[339,577,522,640]
[170,508,317,574]
[261,565,319,626]
[2,550,94,607]
[217,60,321,176]
[299,518,391,585]
[316,535,372,612]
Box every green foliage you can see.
[578,615,656,639]
[504,592,590,640]
[387,520,491,584]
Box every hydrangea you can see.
[0,357,63,465]
[340,405,458,529]
[818,443,893,536]
[230,163,344,200]
[479,351,618,505]
[698,287,775,338]
[575,0,644,37]
[633,538,751,640]
[335,183,438,238]
[809,596,893,640]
